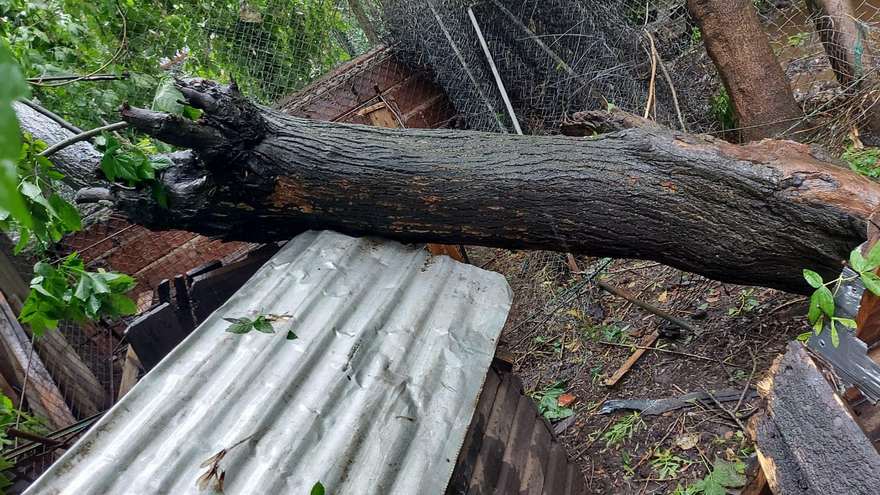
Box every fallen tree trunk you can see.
[65,80,880,293]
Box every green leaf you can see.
[813,317,824,335]
[48,194,81,231]
[13,228,28,254]
[73,274,92,301]
[803,269,823,289]
[867,242,880,271]
[862,271,880,296]
[807,293,821,324]
[151,181,169,208]
[151,78,185,115]
[182,105,203,121]
[252,316,275,334]
[286,330,298,340]
[814,286,835,318]
[310,482,325,495]
[851,249,868,273]
[106,293,137,316]
[87,273,110,294]
[224,317,254,334]
[0,42,31,227]
[836,317,857,329]
[830,320,840,348]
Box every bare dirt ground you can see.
[471,248,807,495]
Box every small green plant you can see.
[310,482,325,495]
[691,26,702,44]
[842,146,880,178]
[787,32,809,47]
[621,451,635,478]
[532,382,575,421]
[650,449,690,480]
[224,313,297,340]
[603,412,645,449]
[711,89,736,133]
[677,458,746,494]
[727,289,759,316]
[803,243,880,347]
[584,323,629,344]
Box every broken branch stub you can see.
[100,78,880,293]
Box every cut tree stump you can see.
[30,79,880,293]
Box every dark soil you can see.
[471,248,807,495]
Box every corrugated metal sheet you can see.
[25,230,512,495]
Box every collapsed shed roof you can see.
[24,231,512,494]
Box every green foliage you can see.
[0,40,31,229]
[683,458,746,495]
[5,134,82,253]
[690,27,702,45]
[786,32,809,48]
[603,412,645,449]
[19,253,137,335]
[96,133,171,207]
[803,243,880,347]
[310,482,325,495]
[1,392,43,493]
[223,314,297,340]
[531,382,574,421]
[583,323,629,344]
[842,146,880,178]
[650,448,690,480]
[711,89,736,133]
[727,288,758,316]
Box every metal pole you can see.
[467,6,523,135]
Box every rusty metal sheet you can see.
[25,231,512,495]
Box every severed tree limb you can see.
[54,78,880,294]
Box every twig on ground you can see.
[595,340,748,369]
[704,389,746,432]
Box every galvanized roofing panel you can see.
[26,231,512,495]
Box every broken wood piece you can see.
[750,342,880,493]
[599,387,758,416]
[604,330,659,387]
[596,280,699,334]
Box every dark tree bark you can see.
[688,0,805,142]
[62,79,880,294]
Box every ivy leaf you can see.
[803,269,823,289]
[812,286,835,318]
[862,271,880,297]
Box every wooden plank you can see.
[0,293,74,429]
[494,394,537,494]
[467,372,522,495]
[605,330,660,387]
[750,342,880,493]
[117,347,143,400]
[446,368,502,495]
[124,303,189,371]
[523,405,553,494]
[541,442,569,495]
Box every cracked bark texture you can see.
[68,79,880,294]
